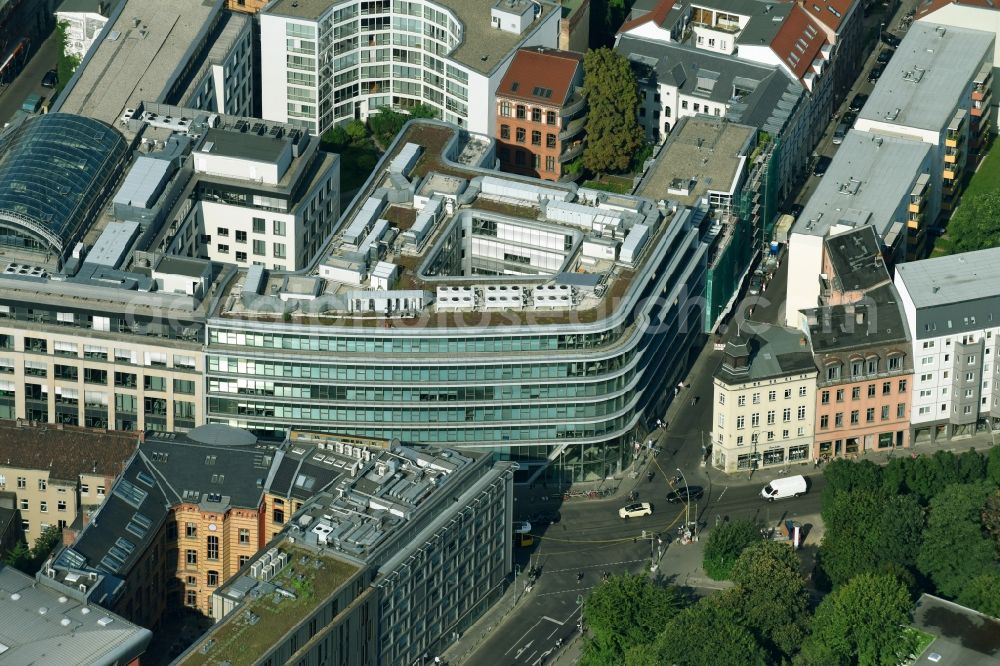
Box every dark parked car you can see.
[813,155,832,177]
[748,270,763,295]
[868,64,884,83]
[881,31,901,48]
[666,486,705,504]
[876,49,893,65]
[842,111,858,127]
[41,69,57,88]
[849,93,869,112]
[788,203,804,218]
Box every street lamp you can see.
[675,468,691,534]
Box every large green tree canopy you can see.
[582,48,645,174]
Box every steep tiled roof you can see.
[618,0,678,34]
[801,0,856,31]
[496,47,583,106]
[0,421,137,482]
[771,5,828,82]
[916,0,997,19]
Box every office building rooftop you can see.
[218,121,692,329]
[0,565,152,665]
[858,22,993,133]
[791,130,930,239]
[895,246,1000,308]
[638,116,754,205]
[56,0,221,127]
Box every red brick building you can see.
[495,47,586,181]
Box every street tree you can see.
[634,597,768,666]
[582,48,645,175]
[817,489,923,588]
[702,517,759,580]
[581,574,681,666]
[821,458,881,512]
[984,489,1000,549]
[722,540,811,660]
[796,573,917,666]
[988,445,1000,486]
[940,189,1000,254]
[917,481,997,598]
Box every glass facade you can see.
[206,212,709,480]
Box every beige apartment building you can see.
[712,327,818,473]
[0,421,136,545]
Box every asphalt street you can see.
[0,31,58,127]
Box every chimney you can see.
[799,336,807,347]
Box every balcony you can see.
[945,135,959,148]
[561,89,587,116]
[944,149,961,164]
[943,166,960,180]
[908,202,922,213]
[559,115,586,141]
[560,140,584,162]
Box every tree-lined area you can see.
[581,446,1000,665]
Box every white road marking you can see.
[514,641,533,659]
[546,558,645,573]
[717,486,729,502]
[533,649,554,665]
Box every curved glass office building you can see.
[0,113,129,259]
[206,125,708,480]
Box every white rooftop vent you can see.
[97,617,114,627]
[9,593,19,602]
[60,618,71,627]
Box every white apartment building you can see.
[258,0,560,136]
[119,106,341,272]
[894,248,1000,443]
[712,327,818,473]
[55,0,110,60]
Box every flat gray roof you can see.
[264,0,558,75]
[638,116,753,206]
[791,130,931,238]
[202,127,287,162]
[858,22,993,133]
[895,246,1000,308]
[912,594,1000,666]
[57,0,220,127]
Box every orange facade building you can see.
[495,47,586,181]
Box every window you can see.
[531,107,541,122]
[766,410,775,425]
[19,499,27,510]
[531,130,541,146]
[820,415,829,429]
[867,384,876,398]
[897,403,906,418]
[718,413,725,427]
[236,230,247,243]
[186,523,197,538]
[546,133,556,149]
[273,243,286,260]
[515,105,526,119]
[545,156,555,172]
[799,386,807,397]
[515,127,525,143]
[826,365,841,381]
[736,415,745,429]
[252,217,266,234]
[752,392,760,404]
[185,590,197,607]
[881,405,890,420]
[751,413,760,428]
[836,389,845,402]
[867,358,878,374]
[968,355,977,365]
[253,240,266,256]
[866,407,875,423]
[273,508,285,524]
[38,478,47,491]
[546,111,556,125]
[737,395,746,407]
[186,549,197,565]
[782,407,791,422]
[81,483,89,494]
[898,379,907,393]
[217,227,229,237]
[882,381,891,395]
[57,500,66,512]
[922,341,935,349]
[207,535,219,561]
[97,485,105,496]
[207,571,219,587]
[888,356,902,370]
[239,555,250,567]
[239,528,250,544]
[797,405,806,420]
[768,390,776,402]
[921,356,933,365]
[500,124,510,139]
[852,360,864,377]
[273,220,286,237]
[186,575,197,586]
[850,410,860,425]
[852,387,861,400]
[500,101,511,117]
[821,390,830,404]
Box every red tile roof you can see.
[916,0,996,19]
[771,5,829,82]
[618,0,678,35]
[496,47,583,106]
[802,0,857,31]
[0,421,137,482]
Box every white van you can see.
[760,475,807,501]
